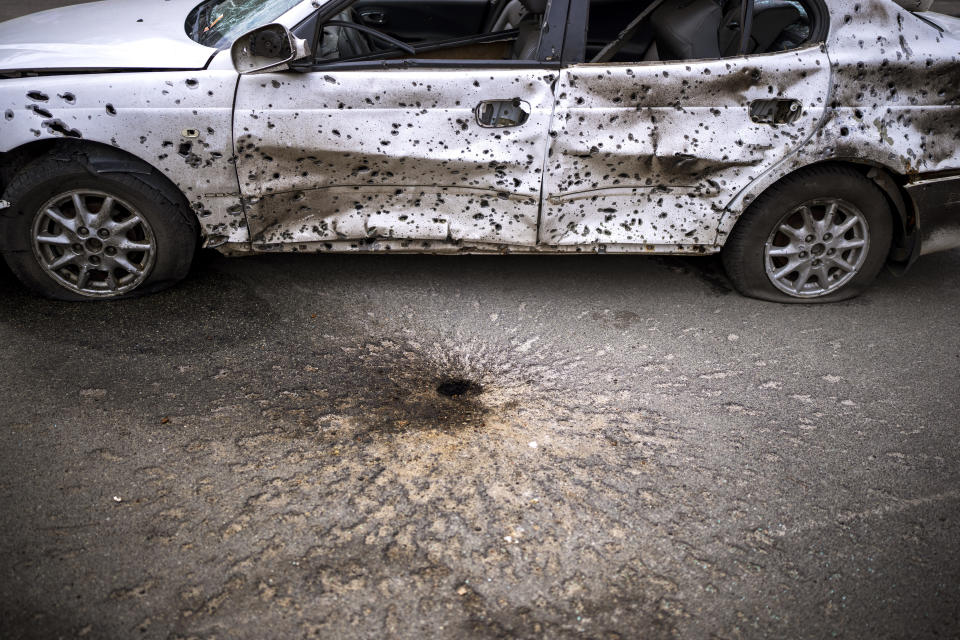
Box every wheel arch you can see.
[2,139,175,197]
[718,158,918,269]
[0,140,198,253]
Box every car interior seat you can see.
[648,0,724,61]
[510,0,546,59]
[319,9,374,59]
[718,0,804,56]
[488,0,527,31]
[485,0,545,59]
[645,0,806,63]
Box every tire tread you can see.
[1,146,198,300]
[722,164,892,303]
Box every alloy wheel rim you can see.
[764,198,870,298]
[31,190,156,297]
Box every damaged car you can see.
[0,0,958,302]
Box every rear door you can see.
[540,1,831,250]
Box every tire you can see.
[721,164,893,303]
[1,148,198,301]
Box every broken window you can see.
[301,0,549,65]
[187,0,303,48]
[582,0,822,64]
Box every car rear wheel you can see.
[2,149,198,301]
[722,165,893,303]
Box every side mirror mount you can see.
[231,23,310,74]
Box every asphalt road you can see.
[2,2,960,640]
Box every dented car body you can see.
[0,0,958,301]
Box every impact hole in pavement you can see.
[436,378,483,398]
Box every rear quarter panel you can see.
[718,0,960,238]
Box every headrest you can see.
[520,0,548,14]
[651,0,723,61]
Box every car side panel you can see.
[234,68,557,248]
[0,70,246,244]
[815,0,960,175]
[540,44,831,250]
[718,0,960,244]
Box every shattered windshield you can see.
[186,0,304,49]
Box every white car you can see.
[0,0,957,302]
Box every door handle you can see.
[749,99,802,125]
[475,99,531,128]
[358,8,387,25]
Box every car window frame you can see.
[288,0,572,71]
[561,0,830,66]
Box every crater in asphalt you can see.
[436,378,483,398]
[335,361,492,437]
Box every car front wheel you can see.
[1,149,198,301]
[722,165,893,303]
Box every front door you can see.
[235,59,558,248]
